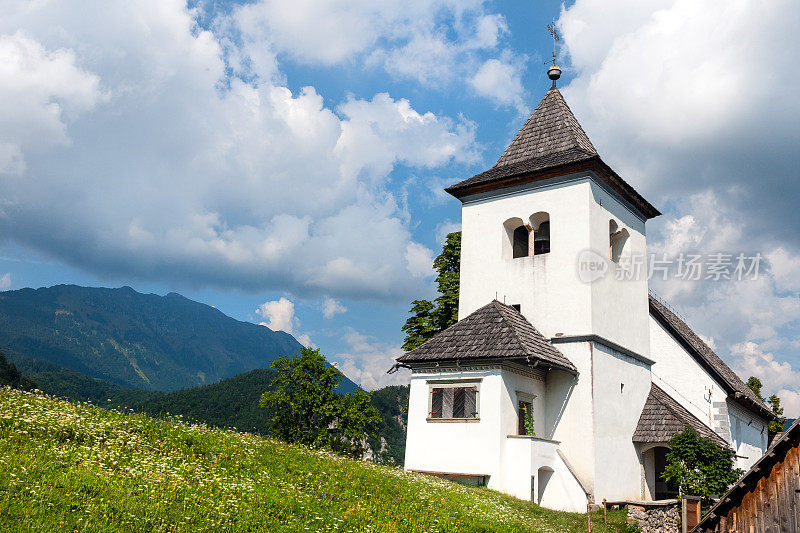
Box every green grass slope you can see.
[1,354,408,464]
[0,387,628,532]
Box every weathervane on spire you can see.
[546,17,562,86]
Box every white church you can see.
[392,67,775,512]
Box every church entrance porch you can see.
[641,444,679,500]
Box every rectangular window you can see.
[431,388,442,418]
[518,400,534,436]
[429,385,478,419]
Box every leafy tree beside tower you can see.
[402,231,461,350]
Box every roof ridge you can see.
[492,301,532,355]
[648,295,772,417]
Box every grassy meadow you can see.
[0,387,630,532]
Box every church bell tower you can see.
[445,66,660,358]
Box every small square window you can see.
[429,385,478,419]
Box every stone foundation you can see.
[626,500,680,533]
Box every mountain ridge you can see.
[0,284,314,391]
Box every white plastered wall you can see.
[587,181,650,357]
[459,176,594,338]
[503,436,588,512]
[727,401,768,471]
[648,314,768,470]
[590,342,652,501]
[545,342,595,498]
[648,316,728,434]
[404,366,590,512]
[500,368,547,438]
[499,367,587,512]
[458,173,650,357]
[404,368,504,478]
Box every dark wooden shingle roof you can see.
[495,87,597,167]
[633,383,728,448]
[396,300,577,374]
[445,87,660,219]
[649,295,774,421]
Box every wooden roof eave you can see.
[446,156,660,220]
[395,356,578,377]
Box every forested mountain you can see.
[131,368,277,435]
[368,384,410,464]
[0,285,305,391]
[0,284,405,461]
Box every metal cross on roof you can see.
[547,18,560,66]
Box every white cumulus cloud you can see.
[0,273,10,290]
[322,297,347,319]
[256,296,316,348]
[0,31,102,175]
[235,0,520,101]
[404,242,435,278]
[0,0,481,303]
[256,297,297,333]
[470,57,526,113]
[333,327,409,390]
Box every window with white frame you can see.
[428,382,479,420]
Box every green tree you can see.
[401,300,435,351]
[0,353,37,391]
[747,376,765,402]
[259,347,381,458]
[431,231,461,331]
[331,388,382,459]
[748,375,788,433]
[401,231,461,350]
[663,427,742,498]
[768,394,787,434]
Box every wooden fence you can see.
[694,420,800,532]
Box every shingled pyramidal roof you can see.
[495,87,597,168]
[633,383,728,448]
[446,86,660,219]
[396,300,577,375]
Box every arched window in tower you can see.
[512,226,529,258]
[503,217,530,259]
[609,220,629,263]
[530,212,551,255]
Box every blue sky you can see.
[1,0,799,414]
